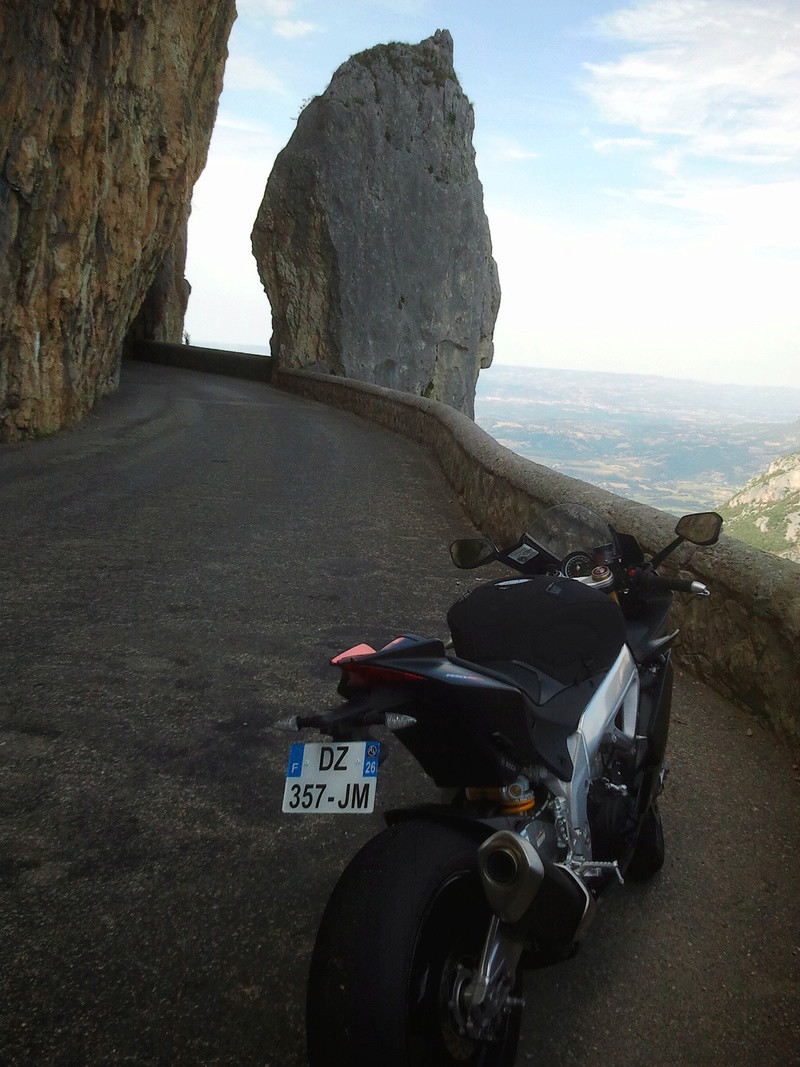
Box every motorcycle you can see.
[282,503,722,1066]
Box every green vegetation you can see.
[721,498,800,558]
[719,449,800,561]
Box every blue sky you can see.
[184,0,800,388]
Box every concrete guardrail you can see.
[134,340,273,383]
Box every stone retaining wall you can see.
[133,341,273,383]
[275,367,800,747]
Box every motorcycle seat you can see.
[462,659,563,706]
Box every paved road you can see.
[1,362,798,1066]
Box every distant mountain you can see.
[720,451,800,562]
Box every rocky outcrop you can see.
[251,30,500,418]
[721,448,800,563]
[0,0,236,442]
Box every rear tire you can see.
[306,820,522,1067]
[627,801,665,880]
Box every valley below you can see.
[475,366,800,517]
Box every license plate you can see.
[282,741,380,814]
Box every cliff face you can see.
[721,447,800,563]
[0,0,236,442]
[251,30,500,418]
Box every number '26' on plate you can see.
[282,741,380,814]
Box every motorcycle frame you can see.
[544,643,640,866]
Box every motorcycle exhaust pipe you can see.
[478,831,595,949]
[477,830,544,923]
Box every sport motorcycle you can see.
[281,502,722,1066]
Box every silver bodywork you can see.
[547,644,639,864]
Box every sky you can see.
[184,0,800,389]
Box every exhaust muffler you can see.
[478,830,595,950]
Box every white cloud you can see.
[584,0,800,165]
[569,0,800,379]
[208,112,284,159]
[237,0,295,19]
[592,136,654,153]
[236,0,319,39]
[184,129,282,348]
[224,53,286,94]
[481,135,541,163]
[487,204,800,388]
[631,177,800,250]
[214,114,275,136]
[274,19,319,39]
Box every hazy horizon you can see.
[192,337,800,401]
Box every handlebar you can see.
[640,570,710,597]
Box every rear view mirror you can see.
[450,537,497,569]
[675,512,723,547]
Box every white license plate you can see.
[282,741,380,814]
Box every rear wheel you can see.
[306,820,522,1067]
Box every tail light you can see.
[340,662,424,687]
[331,645,424,688]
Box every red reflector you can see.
[331,643,376,665]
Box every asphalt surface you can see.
[1,361,798,1066]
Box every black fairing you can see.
[333,636,597,785]
[394,672,597,786]
[621,591,672,664]
[464,659,606,780]
[394,678,539,787]
[527,675,605,780]
[612,528,645,565]
[342,651,603,784]
[636,653,673,813]
[448,575,625,685]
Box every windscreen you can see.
[525,503,617,561]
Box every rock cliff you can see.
[0,0,236,442]
[721,447,800,563]
[251,30,500,418]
